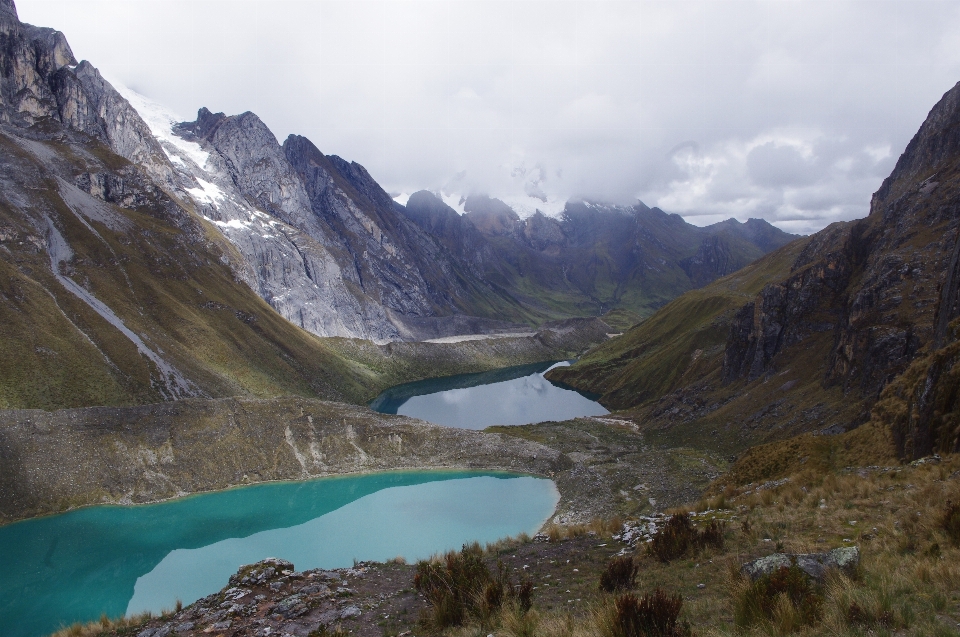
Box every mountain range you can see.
[0,0,795,412]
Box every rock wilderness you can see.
[2,0,960,635]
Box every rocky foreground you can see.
[124,532,645,637]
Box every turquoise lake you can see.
[0,471,559,637]
[370,361,608,428]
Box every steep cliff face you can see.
[282,135,518,326]
[721,222,854,383]
[0,5,173,186]
[138,102,530,341]
[0,0,75,126]
[401,190,497,279]
[166,107,398,341]
[681,231,769,288]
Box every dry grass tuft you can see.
[49,611,155,637]
[733,565,823,631]
[414,543,534,631]
[596,589,691,637]
[647,513,725,562]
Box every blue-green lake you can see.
[370,361,608,428]
[1,471,558,637]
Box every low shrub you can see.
[413,543,531,629]
[941,500,960,546]
[600,555,639,592]
[734,564,823,631]
[647,513,725,562]
[613,589,690,637]
[516,579,534,613]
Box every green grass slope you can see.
[548,237,810,409]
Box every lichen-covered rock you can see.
[273,593,308,619]
[339,605,362,619]
[229,558,294,587]
[741,546,860,582]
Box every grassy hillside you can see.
[547,236,810,409]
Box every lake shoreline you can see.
[0,466,557,529]
[1,399,724,534]
[0,396,571,526]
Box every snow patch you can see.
[203,216,251,231]
[440,192,467,215]
[186,178,226,206]
[218,219,251,230]
[435,192,568,219]
[500,194,567,219]
[112,83,211,169]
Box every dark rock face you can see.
[0,7,75,126]
[722,223,853,383]
[521,211,566,254]
[401,190,498,277]
[463,194,521,236]
[722,80,960,424]
[681,235,737,287]
[282,134,474,318]
[892,343,960,458]
[0,15,172,184]
[933,226,960,348]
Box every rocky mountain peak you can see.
[0,0,16,18]
[175,107,228,141]
[874,80,960,206]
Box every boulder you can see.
[741,546,859,581]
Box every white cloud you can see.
[16,0,960,233]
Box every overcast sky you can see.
[17,0,960,233]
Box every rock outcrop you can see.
[740,547,860,582]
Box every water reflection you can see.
[370,361,608,429]
[0,471,557,637]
